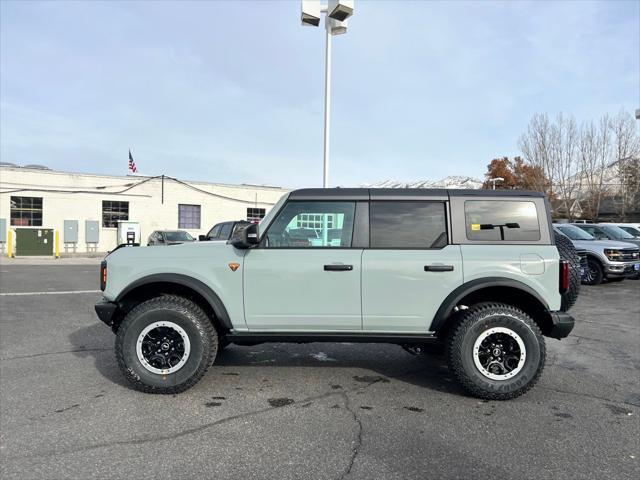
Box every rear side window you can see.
[465,201,540,241]
[370,201,447,248]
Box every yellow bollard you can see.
[7,230,13,258]
[55,230,60,258]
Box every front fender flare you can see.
[115,273,233,330]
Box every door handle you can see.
[324,264,353,271]
[424,265,454,272]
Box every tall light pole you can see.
[301,1,354,188]
[488,177,504,190]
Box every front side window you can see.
[265,201,355,248]
[219,223,232,240]
[178,204,201,229]
[102,200,129,228]
[370,201,447,248]
[465,201,540,241]
[10,196,43,226]
[207,224,222,240]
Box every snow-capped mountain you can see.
[364,175,483,189]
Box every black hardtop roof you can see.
[288,188,545,200]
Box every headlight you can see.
[604,249,622,261]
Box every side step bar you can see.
[226,332,438,345]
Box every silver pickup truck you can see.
[554,224,640,285]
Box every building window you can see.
[464,200,540,241]
[178,204,201,229]
[10,196,43,226]
[247,207,266,222]
[102,201,129,228]
[370,201,447,248]
[296,213,335,231]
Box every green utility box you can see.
[15,228,53,256]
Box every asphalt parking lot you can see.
[1,263,639,480]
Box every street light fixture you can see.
[301,0,354,188]
[488,177,505,190]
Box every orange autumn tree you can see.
[482,156,549,192]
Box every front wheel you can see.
[447,303,545,400]
[583,258,603,286]
[115,295,218,393]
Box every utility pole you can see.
[301,1,354,188]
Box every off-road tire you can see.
[447,303,546,400]
[554,231,580,311]
[115,295,217,394]
[583,258,604,286]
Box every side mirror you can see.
[198,235,206,241]
[230,223,260,249]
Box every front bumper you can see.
[604,261,640,278]
[548,311,575,339]
[95,298,118,327]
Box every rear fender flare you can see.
[430,277,550,332]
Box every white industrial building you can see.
[0,164,288,255]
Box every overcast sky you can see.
[1,0,637,188]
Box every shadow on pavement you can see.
[68,323,465,397]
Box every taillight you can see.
[559,260,569,294]
[100,261,107,291]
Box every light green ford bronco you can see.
[95,188,578,400]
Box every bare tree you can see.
[519,113,554,196]
[519,113,580,219]
[611,110,640,220]
[578,115,611,220]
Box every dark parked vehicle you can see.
[199,220,250,242]
[147,230,195,246]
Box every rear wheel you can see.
[447,303,545,400]
[115,295,217,394]
[583,258,604,286]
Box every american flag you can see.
[128,150,138,173]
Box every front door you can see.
[361,201,463,332]
[244,200,362,331]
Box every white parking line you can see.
[0,290,101,296]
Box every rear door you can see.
[361,200,463,332]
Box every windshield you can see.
[259,193,288,233]
[555,225,595,241]
[620,226,640,238]
[164,231,194,242]
[600,225,635,239]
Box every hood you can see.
[572,239,640,250]
[107,240,230,262]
